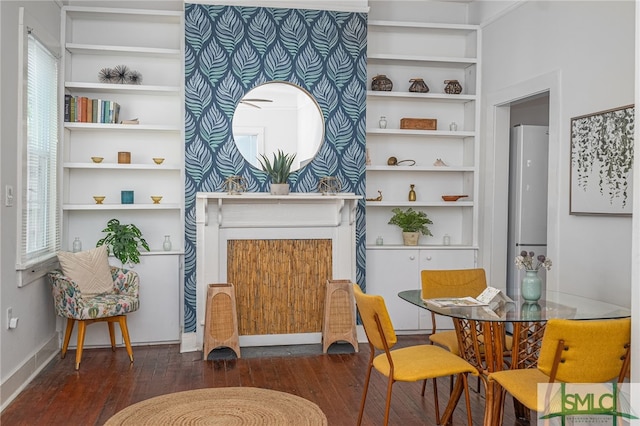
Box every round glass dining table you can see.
[398,289,631,323]
[398,289,631,425]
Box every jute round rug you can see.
[104,387,328,425]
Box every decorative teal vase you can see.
[521,270,542,303]
[521,302,542,320]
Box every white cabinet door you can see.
[418,249,476,270]
[125,254,181,344]
[366,249,420,331]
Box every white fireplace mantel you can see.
[198,192,360,228]
[184,192,361,352]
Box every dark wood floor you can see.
[1,335,518,425]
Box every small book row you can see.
[64,95,121,124]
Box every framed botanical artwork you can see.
[570,104,634,215]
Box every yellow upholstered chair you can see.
[420,268,490,355]
[487,318,631,425]
[353,284,478,426]
[420,268,512,395]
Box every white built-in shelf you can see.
[65,6,182,23]
[365,12,481,314]
[61,5,184,345]
[63,203,181,211]
[65,82,180,95]
[366,128,475,138]
[66,43,181,58]
[366,244,479,250]
[368,53,477,67]
[64,122,181,132]
[366,201,473,207]
[367,91,476,102]
[136,250,185,256]
[366,166,474,172]
[64,163,181,170]
[368,20,479,32]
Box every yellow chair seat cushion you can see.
[373,344,478,382]
[488,368,550,411]
[429,330,460,354]
[430,331,513,356]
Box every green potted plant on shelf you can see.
[96,218,150,267]
[258,150,296,195]
[388,207,433,246]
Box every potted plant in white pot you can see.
[388,207,433,245]
[96,218,150,267]
[258,150,296,195]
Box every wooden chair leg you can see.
[383,375,394,426]
[118,316,134,363]
[357,364,373,426]
[75,321,87,370]
[420,379,441,424]
[433,378,440,423]
[61,319,75,359]
[108,321,116,351]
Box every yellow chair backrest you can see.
[421,268,487,299]
[537,318,631,383]
[353,284,398,350]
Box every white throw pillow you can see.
[57,245,113,295]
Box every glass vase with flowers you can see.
[515,251,552,303]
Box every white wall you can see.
[0,0,61,411]
[479,1,635,306]
[368,0,467,23]
[632,0,640,402]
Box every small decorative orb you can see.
[113,65,131,84]
[152,157,165,165]
[93,196,105,204]
[126,70,143,85]
[91,157,104,163]
[318,176,342,195]
[224,175,248,195]
[150,196,163,204]
[98,67,116,83]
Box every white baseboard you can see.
[180,326,367,353]
[180,332,198,353]
[0,334,59,412]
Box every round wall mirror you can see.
[232,82,324,172]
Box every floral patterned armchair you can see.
[48,267,140,370]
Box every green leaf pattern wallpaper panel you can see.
[184,4,367,332]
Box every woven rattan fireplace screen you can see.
[227,239,332,335]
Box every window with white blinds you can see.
[17,30,59,269]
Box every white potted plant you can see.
[258,150,296,195]
[388,207,433,245]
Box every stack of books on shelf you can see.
[64,95,120,124]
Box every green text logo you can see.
[538,383,637,425]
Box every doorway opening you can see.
[482,70,560,293]
[506,93,550,298]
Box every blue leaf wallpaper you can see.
[184,4,368,333]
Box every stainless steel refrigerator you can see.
[507,125,549,298]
